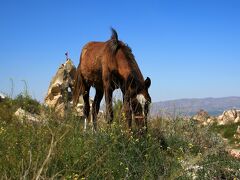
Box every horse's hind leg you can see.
[82,85,90,131]
[92,89,103,131]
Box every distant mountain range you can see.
[150,97,240,117]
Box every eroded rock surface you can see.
[44,58,96,118]
[44,59,76,117]
[14,108,43,123]
[218,109,240,125]
[192,109,215,126]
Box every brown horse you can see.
[73,28,151,131]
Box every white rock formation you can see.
[14,108,43,123]
[233,125,240,141]
[217,109,240,125]
[0,93,6,102]
[192,109,215,126]
[44,59,76,117]
[44,58,96,117]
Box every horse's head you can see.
[131,77,151,128]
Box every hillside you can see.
[151,96,240,117]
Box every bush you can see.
[210,122,240,145]
[13,94,41,115]
[0,96,239,179]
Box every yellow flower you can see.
[179,147,184,153]
[73,173,79,180]
[0,127,5,135]
[122,112,126,119]
[188,143,193,149]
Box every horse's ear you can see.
[145,77,151,89]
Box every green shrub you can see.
[13,94,41,115]
[0,96,239,179]
[210,122,240,145]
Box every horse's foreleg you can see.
[92,89,103,131]
[104,87,113,124]
[123,94,132,130]
[144,107,149,132]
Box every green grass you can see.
[0,95,240,179]
[210,122,240,146]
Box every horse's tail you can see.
[72,66,82,106]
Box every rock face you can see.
[217,109,240,125]
[192,109,240,126]
[44,58,96,118]
[236,126,240,135]
[44,59,76,117]
[14,108,43,123]
[192,109,215,125]
[0,93,6,102]
[233,125,240,141]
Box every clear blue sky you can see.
[0,0,239,102]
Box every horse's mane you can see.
[108,28,119,53]
[108,28,136,65]
[107,28,145,91]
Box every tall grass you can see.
[0,95,239,179]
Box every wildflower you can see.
[122,112,126,119]
[188,143,193,149]
[177,156,183,161]
[73,173,79,180]
[110,132,114,137]
[120,129,124,135]
[179,147,184,153]
[129,135,133,140]
[0,127,5,135]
